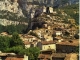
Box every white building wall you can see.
[56,31,62,36]
[42,44,56,51]
[43,6,46,13]
[25,45,30,49]
[23,55,28,60]
[49,7,53,13]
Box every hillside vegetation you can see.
[57,4,79,25]
[0,10,28,22]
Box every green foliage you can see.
[10,32,24,47]
[61,4,79,9]
[5,25,17,34]
[0,36,11,52]
[0,32,25,55]
[59,4,79,25]
[0,33,40,58]
[25,47,40,60]
[71,13,79,25]
[0,10,28,34]
[0,10,28,22]
[6,46,25,55]
[0,24,27,34]
[55,4,79,25]
[15,24,27,34]
[0,25,5,33]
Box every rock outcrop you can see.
[0,0,24,16]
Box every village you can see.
[0,1,79,60]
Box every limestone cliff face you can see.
[0,0,24,16]
[0,0,40,26]
[0,0,78,26]
[0,0,28,26]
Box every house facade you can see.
[42,41,56,52]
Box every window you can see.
[44,47,45,49]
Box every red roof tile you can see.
[57,40,79,46]
[38,54,51,59]
[5,57,23,60]
[23,41,30,45]
[42,41,56,45]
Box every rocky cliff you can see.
[0,0,24,16]
[0,0,79,26]
[0,0,28,26]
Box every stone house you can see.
[43,34,53,41]
[55,36,63,43]
[38,51,78,60]
[37,40,56,51]
[56,40,79,53]
[38,54,51,60]
[38,49,54,60]
[20,35,38,42]
[43,6,46,13]
[24,40,39,49]
[55,31,62,36]
[38,50,66,60]
[0,53,28,60]
[52,53,66,60]
[64,53,78,60]
[42,6,53,13]
[41,41,56,51]
[23,41,30,49]
[49,7,53,13]
[69,27,77,37]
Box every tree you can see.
[0,25,5,33]
[16,24,27,34]
[6,25,17,34]
[10,32,24,47]
[6,45,25,55]
[0,36,11,52]
[5,32,26,55]
[25,47,40,60]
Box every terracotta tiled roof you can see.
[23,41,30,45]
[52,53,66,58]
[38,54,51,59]
[43,59,48,60]
[5,57,23,60]
[55,36,62,39]
[57,40,79,46]
[64,53,78,60]
[41,41,56,45]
